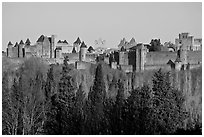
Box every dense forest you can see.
[2,57,202,135]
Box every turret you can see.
[175,57,182,71]
[180,44,188,69]
[119,46,126,65]
[7,41,13,57]
[79,41,87,61]
[50,35,55,58]
[73,37,81,52]
[19,40,24,58]
[55,47,62,58]
[25,38,31,45]
[140,44,147,71]
[135,43,147,72]
[13,42,19,58]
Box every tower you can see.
[119,46,126,65]
[7,41,13,58]
[180,44,188,70]
[42,36,51,58]
[19,40,24,58]
[79,41,87,61]
[50,35,55,58]
[135,43,147,72]
[175,57,182,71]
[74,37,81,52]
[140,44,147,71]
[13,42,19,58]
[135,47,140,72]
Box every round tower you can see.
[19,40,24,58]
[140,44,147,71]
[7,41,13,58]
[74,37,81,53]
[180,44,188,69]
[50,35,56,58]
[175,57,182,71]
[119,46,126,65]
[79,41,87,61]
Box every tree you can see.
[21,71,46,135]
[45,65,55,100]
[125,84,152,135]
[150,69,186,134]
[113,80,125,134]
[2,72,17,135]
[149,39,162,52]
[88,63,107,134]
[73,83,86,134]
[54,56,76,134]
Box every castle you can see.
[108,33,202,72]
[6,32,202,72]
[6,35,97,67]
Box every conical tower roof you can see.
[80,41,87,48]
[25,38,31,45]
[74,37,81,44]
[121,46,126,51]
[8,41,13,46]
[19,40,24,45]
[14,42,18,47]
[129,38,136,44]
[88,46,94,52]
[118,38,126,47]
[37,35,45,42]
[63,40,68,44]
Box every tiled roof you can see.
[74,37,81,44]
[80,41,87,48]
[25,38,31,45]
[8,41,13,46]
[37,35,44,42]
[19,40,24,45]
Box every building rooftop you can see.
[63,40,68,44]
[74,37,81,44]
[37,35,45,42]
[19,40,24,45]
[14,42,18,47]
[129,37,136,45]
[25,38,31,45]
[121,46,126,51]
[8,41,13,46]
[80,41,87,48]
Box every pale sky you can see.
[2,2,202,51]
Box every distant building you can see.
[175,32,202,51]
[56,40,73,53]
